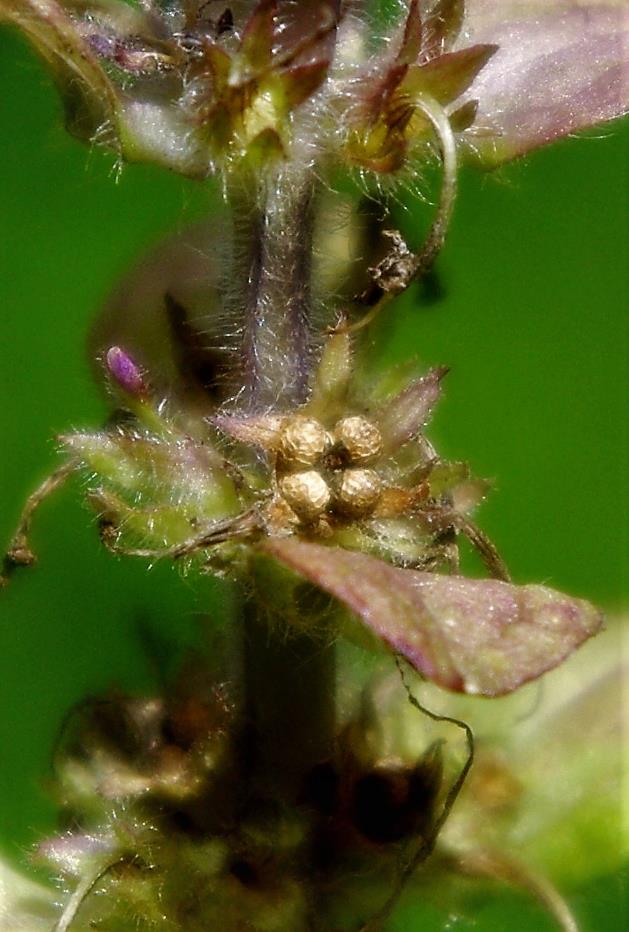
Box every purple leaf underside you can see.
[264,539,602,697]
[460,3,629,163]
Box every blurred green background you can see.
[0,24,626,931]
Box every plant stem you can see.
[227,168,316,411]
[240,591,336,801]
[225,165,334,799]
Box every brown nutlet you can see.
[279,470,331,522]
[335,468,382,518]
[277,416,331,469]
[334,416,383,466]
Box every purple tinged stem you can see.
[229,171,315,412]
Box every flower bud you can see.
[105,346,148,398]
[335,468,382,518]
[279,470,331,522]
[334,416,383,466]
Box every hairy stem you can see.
[227,169,316,411]
[226,168,335,794]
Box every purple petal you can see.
[264,540,602,697]
[89,220,237,413]
[377,367,448,452]
[459,3,629,164]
